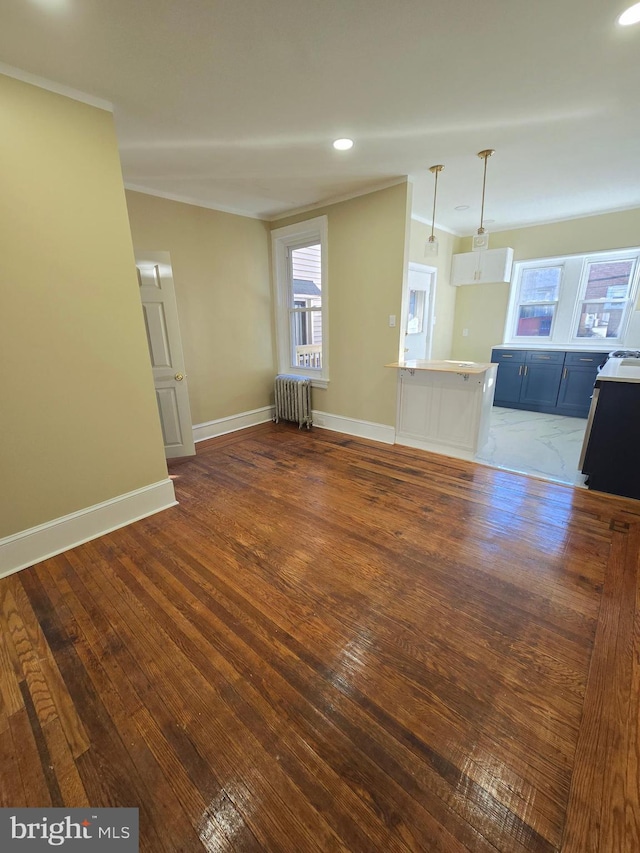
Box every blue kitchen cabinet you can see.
[519,351,564,408]
[555,352,608,417]
[492,349,525,404]
[491,349,608,417]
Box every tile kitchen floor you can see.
[475,406,588,487]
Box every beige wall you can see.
[1,76,167,539]
[451,208,640,361]
[408,219,461,360]
[125,191,274,426]
[273,182,410,426]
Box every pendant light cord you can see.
[477,149,494,234]
[428,165,444,241]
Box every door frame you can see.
[399,262,437,362]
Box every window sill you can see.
[311,378,328,390]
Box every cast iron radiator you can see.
[273,374,312,429]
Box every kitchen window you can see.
[271,216,329,387]
[506,248,640,347]
[574,259,635,340]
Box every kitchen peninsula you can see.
[386,360,498,459]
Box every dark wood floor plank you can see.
[119,523,552,853]
[63,540,352,853]
[18,570,175,853]
[2,423,639,851]
[8,706,52,807]
[0,724,26,807]
[0,628,23,719]
[110,526,477,853]
[154,490,580,816]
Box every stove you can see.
[609,349,640,358]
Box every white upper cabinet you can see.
[451,247,514,286]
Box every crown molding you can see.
[410,213,462,237]
[0,62,113,111]
[267,177,409,222]
[124,184,265,219]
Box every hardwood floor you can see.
[1,422,639,851]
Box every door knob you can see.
[174,373,184,381]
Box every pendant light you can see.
[425,164,444,256]
[473,149,494,251]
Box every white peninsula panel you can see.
[387,360,497,459]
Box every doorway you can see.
[401,262,436,361]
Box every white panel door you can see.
[136,252,195,459]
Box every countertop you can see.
[598,357,640,384]
[386,359,494,374]
[493,344,611,352]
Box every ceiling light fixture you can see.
[425,164,444,256]
[473,149,495,251]
[333,138,354,151]
[618,3,640,25]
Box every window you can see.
[506,248,640,346]
[575,259,635,340]
[272,216,328,386]
[515,266,562,337]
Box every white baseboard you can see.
[0,479,177,579]
[193,406,275,443]
[312,410,395,444]
[394,433,475,461]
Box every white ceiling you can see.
[2,0,639,234]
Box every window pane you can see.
[576,301,625,339]
[291,310,322,368]
[291,243,321,287]
[584,260,633,301]
[516,304,554,337]
[520,267,562,303]
[290,243,322,368]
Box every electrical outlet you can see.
[389,315,396,327]
[462,328,469,337]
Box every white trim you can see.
[0,480,177,579]
[504,248,640,347]
[193,406,275,442]
[400,262,438,362]
[311,410,395,444]
[268,178,408,222]
[394,434,476,461]
[124,184,264,220]
[457,204,640,239]
[0,63,113,112]
[272,216,329,384]
[410,214,461,237]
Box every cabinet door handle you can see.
[518,365,522,376]
[579,358,592,362]
[502,354,513,358]
[562,367,567,379]
[523,365,528,376]
[538,355,551,359]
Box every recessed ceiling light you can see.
[618,2,640,25]
[454,205,470,211]
[333,138,354,151]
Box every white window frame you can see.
[505,247,640,348]
[508,261,564,344]
[569,255,639,344]
[271,215,329,387]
